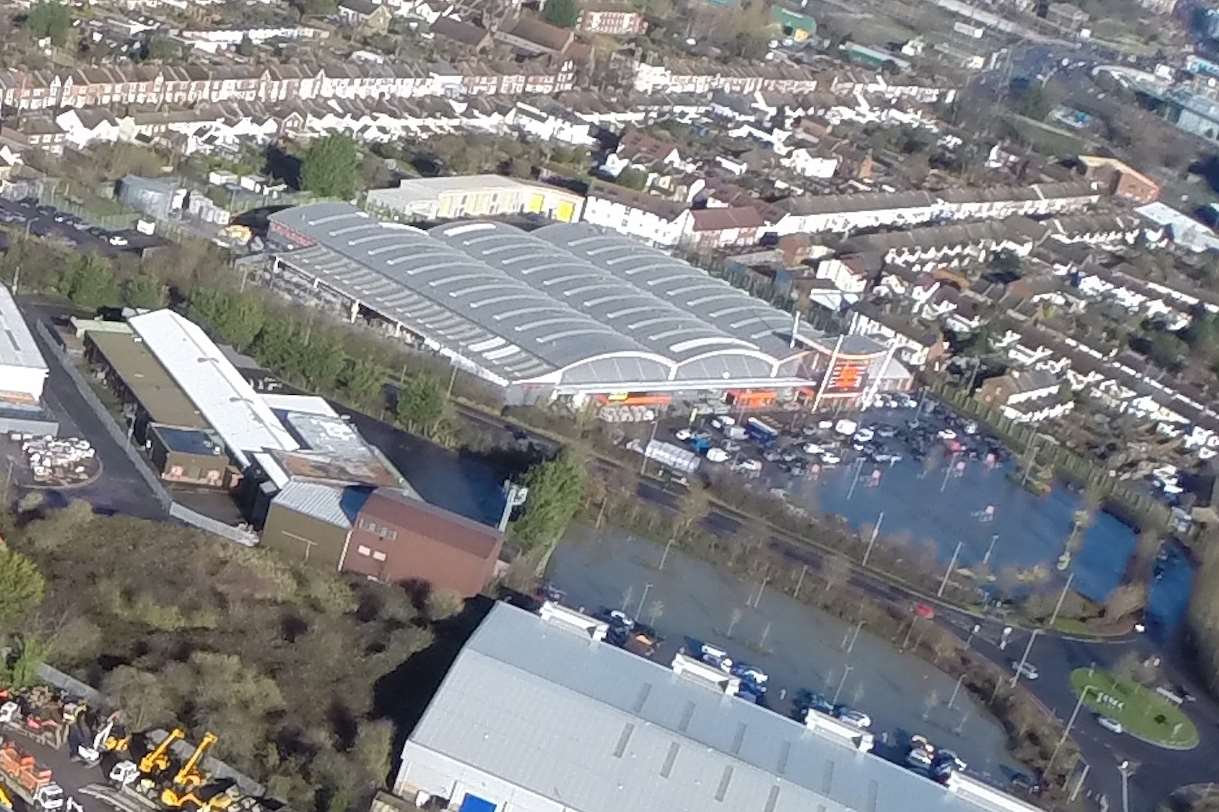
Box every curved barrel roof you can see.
[271,204,819,388]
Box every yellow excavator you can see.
[139,728,186,777]
[0,783,12,812]
[160,733,218,807]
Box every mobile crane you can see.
[138,728,186,777]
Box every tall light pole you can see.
[938,541,963,598]
[831,664,854,705]
[862,511,884,567]
[1048,572,1075,628]
[640,421,659,476]
[1047,684,1097,775]
[983,533,999,566]
[635,582,653,619]
[1119,760,1133,812]
[1009,628,1040,688]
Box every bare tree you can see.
[821,554,853,593]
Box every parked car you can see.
[795,690,835,715]
[1096,716,1123,734]
[733,459,762,473]
[833,706,871,728]
[705,447,729,463]
[674,428,693,441]
[1009,660,1039,680]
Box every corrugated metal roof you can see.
[405,603,1019,812]
[128,310,299,467]
[270,204,824,389]
[0,284,47,371]
[271,480,369,528]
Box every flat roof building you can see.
[0,284,48,408]
[127,309,299,467]
[268,203,876,406]
[365,175,584,224]
[394,601,1041,812]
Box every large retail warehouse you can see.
[267,203,893,407]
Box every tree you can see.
[300,135,362,200]
[510,448,587,549]
[542,0,581,28]
[676,481,709,537]
[101,666,175,729]
[1145,330,1188,371]
[188,287,265,350]
[394,374,444,433]
[340,359,384,409]
[0,636,48,690]
[235,35,256,57]
[25,1,71,46]
[0,547,45,631]
[424,588,464,620]
[617,167,648,190]
[62,255,119,309]
[123,274,165,309]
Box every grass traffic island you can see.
[1070,668,1200,750]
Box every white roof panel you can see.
[129,310,299,467]
[0,284,47,371]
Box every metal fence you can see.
[169,503,257,546]
[36,321,173,511]
[37,188,137,231]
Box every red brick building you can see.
[346,489,503,597]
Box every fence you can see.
[36,321,173,511]
[931,380,1174,531]
[169,503,257,546]
[37,187,138,231]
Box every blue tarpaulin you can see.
[459,796,497,812]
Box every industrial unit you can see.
[393,602,1042,812]
[365,175,585,223]
[0,284,56,435]
[267,203,894,408]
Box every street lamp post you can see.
[1009,628,1040,688]
[635,583,653,620]
[1119,760,1132,812]
[862,510,884,567]
[831,664,854,705]
[1047,684,1097,776]
[938,541,963,598]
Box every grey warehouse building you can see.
[267,203,880,405]
[392,602,1041,812]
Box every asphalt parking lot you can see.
[16,303,166,519]
[0,198,165,258]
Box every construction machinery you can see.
[163,780,238,812]
[159,732,217,804]
[138,728,185,778]
[73,713,130,767]
[0,741,64,811]
[0,687,85,751]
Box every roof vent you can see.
[670,653,740,695]
[538,601,608,642]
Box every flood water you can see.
[549,525,1024,784]
[749,407,1195,633]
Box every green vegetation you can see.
[394,374,446,436]
[1188,534,1219,695]
[616,167,648,190]
[6,501,467,811]
[542,0,581,28]
[62,254,121,309]
[1070,668,1199,748]
[510,449,588,551]
[301,134,362,200]
[24,1,71,45]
